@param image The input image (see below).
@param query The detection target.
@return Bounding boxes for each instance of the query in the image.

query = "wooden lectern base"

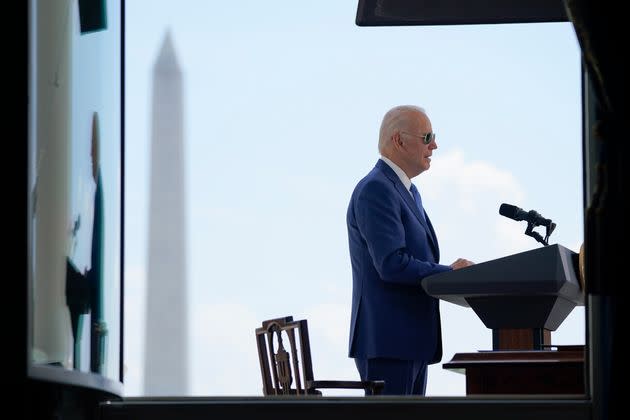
[493,328,551,350]
[443,345,585,395]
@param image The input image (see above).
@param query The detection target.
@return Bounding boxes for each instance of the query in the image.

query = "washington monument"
[144,30,188,395]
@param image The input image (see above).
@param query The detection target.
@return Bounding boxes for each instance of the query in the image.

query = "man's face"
[399,112,437,176]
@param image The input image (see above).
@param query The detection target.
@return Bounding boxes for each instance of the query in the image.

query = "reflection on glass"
[66,112,108,373]
[29,0,121,383]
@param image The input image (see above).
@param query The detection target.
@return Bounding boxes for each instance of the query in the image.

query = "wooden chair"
[255,316,385,396]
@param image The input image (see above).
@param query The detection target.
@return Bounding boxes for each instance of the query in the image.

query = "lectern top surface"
[422,244,582,305]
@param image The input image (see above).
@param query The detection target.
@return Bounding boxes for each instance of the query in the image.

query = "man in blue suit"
[347,105,474,395]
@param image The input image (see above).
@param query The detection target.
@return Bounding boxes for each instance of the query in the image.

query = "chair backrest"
[255,316,320,395]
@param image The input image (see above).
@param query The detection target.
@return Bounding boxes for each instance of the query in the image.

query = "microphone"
[499,203,553,228]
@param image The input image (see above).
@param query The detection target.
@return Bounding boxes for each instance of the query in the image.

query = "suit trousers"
[354,357,428,395]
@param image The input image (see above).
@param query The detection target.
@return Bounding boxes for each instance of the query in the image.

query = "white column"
[32,0,73,368]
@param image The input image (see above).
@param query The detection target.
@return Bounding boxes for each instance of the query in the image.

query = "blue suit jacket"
[347,159,452,363]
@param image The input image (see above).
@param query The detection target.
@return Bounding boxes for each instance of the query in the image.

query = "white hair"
[378,105,427,153]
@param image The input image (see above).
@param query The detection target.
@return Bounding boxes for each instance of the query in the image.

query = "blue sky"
[124,1,584,396]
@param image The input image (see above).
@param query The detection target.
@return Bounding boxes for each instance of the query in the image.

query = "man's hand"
[450,258,474,270]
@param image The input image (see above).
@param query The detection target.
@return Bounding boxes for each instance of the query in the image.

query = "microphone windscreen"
[499,203,518,218]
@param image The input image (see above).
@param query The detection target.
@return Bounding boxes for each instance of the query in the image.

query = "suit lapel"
[424,212,440,261]
[376,160,439,253]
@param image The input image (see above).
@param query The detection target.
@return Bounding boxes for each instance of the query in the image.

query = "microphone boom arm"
[525,222,551,246]
[525,222,547,246]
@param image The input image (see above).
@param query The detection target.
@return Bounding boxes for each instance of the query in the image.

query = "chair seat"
[309,380,385,394]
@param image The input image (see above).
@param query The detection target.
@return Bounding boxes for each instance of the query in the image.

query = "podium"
[422,244,585,394]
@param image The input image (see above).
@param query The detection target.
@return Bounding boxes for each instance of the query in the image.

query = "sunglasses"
[400,131,436,145]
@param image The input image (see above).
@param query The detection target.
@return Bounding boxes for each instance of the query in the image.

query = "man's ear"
[392,132,403,148]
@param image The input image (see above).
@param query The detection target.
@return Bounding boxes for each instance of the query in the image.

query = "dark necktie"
[409,183,427,224]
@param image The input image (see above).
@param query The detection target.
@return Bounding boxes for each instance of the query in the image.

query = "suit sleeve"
[355,180,451,286]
